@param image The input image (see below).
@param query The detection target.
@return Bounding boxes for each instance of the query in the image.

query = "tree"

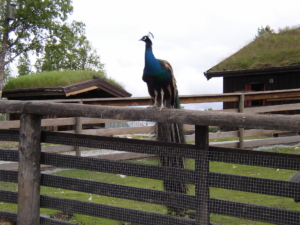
[17,52,32,76]
[0,0,73,98]
[256,25,275,38]
[35,21,104,72]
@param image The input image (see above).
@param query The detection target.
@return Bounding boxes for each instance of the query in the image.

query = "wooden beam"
[18,88,300,106]
[74,101,83,156]
[185,129,290,142]
[245,90,300,101]
[66,86,98,97]
[244,103,300,114]
[1,100,300,131]
[17,114,41,225]
[75,116,82,156]
[0,118,128,129]
[63,126,154,136]
[195,125,210,224]
[219,103,300,114]
[210,135,300,148]
[238,95,245,149]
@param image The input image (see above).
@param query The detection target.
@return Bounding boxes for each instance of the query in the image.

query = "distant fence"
[0,100,300,224]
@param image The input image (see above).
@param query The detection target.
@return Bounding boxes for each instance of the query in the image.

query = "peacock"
[140,33,187,216]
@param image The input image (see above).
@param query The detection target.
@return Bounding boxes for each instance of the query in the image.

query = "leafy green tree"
[17,52,32,76]
[0,0,73,97]
[35,21,104,72]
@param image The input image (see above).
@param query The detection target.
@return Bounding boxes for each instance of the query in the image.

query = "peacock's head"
[139,32,154,46]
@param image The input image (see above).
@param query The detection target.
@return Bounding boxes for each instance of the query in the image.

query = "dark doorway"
[245,83,266,106]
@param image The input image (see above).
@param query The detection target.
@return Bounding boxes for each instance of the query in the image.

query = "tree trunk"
[0,3,10,99]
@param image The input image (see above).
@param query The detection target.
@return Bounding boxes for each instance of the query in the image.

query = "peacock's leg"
[153,89,159,108]
[159,89,165,111]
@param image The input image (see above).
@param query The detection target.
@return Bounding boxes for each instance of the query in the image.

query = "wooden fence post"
[75,101,83,156]
[17,113,42,225]
[195,125,210,225]
[239,94,245,149]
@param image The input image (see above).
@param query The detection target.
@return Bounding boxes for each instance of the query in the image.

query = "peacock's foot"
[159,106,167,111]
[147,105,159,109]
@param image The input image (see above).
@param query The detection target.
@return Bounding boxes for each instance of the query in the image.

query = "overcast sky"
[19,0,300,109]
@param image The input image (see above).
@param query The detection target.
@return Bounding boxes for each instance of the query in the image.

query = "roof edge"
[204,64,300,80]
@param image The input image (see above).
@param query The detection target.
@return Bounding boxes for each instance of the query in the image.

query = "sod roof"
[4,70,125,90]
[206,26,300,73]
[3,70,131,99]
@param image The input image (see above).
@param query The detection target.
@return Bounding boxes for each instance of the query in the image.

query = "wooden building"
[204,65,300,110]
[3,76,132,130]
[204,27,300,111]
[3,76,131,100]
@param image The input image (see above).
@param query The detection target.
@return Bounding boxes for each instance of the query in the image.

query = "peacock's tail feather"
[155,93,187,216]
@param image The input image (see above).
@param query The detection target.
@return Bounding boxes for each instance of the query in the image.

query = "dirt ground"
[0,217,16,225]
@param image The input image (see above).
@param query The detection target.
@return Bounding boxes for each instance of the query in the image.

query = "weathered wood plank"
[3,169,299,201]
[18,114,41,225]
[209,146,300,170]
[245,90,300,101]
[75,126,153,136]
[75,116,82,156]
[185,129,289,142]
[0,117,128,129]
[238,94,245,149]
[42,145,91,153]
[40,195,196,225]
[1,100,300,132]
[244,103,300,114]
[41,173,196,210]
[21,88,300,105]
[210,135,300,148]
[41,152,197,184]
[81,117,128,124]
[207,103,300,114]
[57,124,188,136]
[195,125,210,225]
[0,120,20,129]
[209,198,300,225]
[209,172,300,199]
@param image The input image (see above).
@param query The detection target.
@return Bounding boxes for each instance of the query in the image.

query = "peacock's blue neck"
[144,46,161,75]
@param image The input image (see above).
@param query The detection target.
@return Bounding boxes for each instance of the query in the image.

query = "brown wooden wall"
[223,72,300,113]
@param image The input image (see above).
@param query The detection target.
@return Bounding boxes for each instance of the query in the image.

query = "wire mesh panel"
[1,127,300,224]
[208,148,300,225]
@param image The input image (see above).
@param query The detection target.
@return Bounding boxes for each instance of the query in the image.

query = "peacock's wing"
[157,59,177,108]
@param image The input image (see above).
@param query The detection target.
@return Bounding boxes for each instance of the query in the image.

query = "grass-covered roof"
[4,70,125,90]
[208,26,300,72]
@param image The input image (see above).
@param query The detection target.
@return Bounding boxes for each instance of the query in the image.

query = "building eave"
[204,64,300,80]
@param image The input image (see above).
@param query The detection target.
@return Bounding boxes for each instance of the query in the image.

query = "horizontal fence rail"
[26,88,300,106]
[1,100,300,131]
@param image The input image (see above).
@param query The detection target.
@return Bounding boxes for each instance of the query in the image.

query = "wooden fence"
[2,89,300,154]
[0,100,300,224]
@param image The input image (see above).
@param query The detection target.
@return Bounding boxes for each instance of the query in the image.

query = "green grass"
[0,145,299,224]
[4,70,125,90]
[209,26,300,72]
